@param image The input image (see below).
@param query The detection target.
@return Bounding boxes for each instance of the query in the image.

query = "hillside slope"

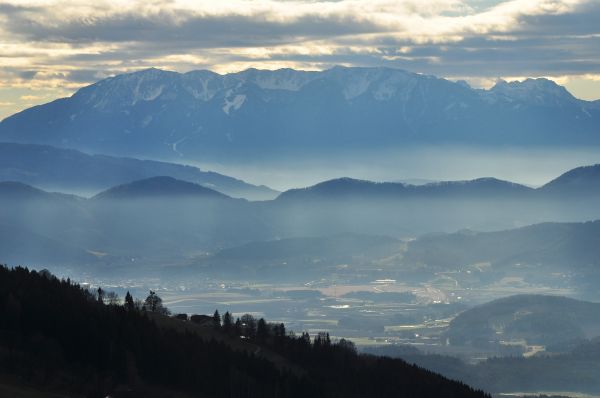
[0,265,489,398]
[403,220,600,269]
[369,337,600,394]
[446,294,600,347]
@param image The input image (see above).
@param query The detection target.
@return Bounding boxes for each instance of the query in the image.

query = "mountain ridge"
[276,176,536,201]
[0,142,278,200]
[3,163,599,203]
[92,176,232,200]
[0,180,82,201]
[1,66,598,162]
[1,164,599,265]
[540,163,600,194]
[403,220,600,272]
[276,164,600,201]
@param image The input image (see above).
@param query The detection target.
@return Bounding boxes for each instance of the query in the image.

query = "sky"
[0,0,599,120]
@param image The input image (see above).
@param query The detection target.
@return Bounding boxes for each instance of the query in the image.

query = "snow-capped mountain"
[0,66,598,162]
[489,78,578,107]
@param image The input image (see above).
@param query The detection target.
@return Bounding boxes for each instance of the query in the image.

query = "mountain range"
[276,176,534,202]
[1,164,600,271]
[267,165,600,237]
[0,142,278,200]
[1,67,598,162]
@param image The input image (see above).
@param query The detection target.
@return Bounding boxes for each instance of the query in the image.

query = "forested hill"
[0,265,489,398]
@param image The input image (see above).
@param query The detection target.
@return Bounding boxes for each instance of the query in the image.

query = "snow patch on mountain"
[373,74,416,101]
[183,71,223,101]
[342,77,371,100]
[171,136,187,156]
[132,84,164,105]
[186,82,219,101]
[141,115,153,127]
[223,94,246,115]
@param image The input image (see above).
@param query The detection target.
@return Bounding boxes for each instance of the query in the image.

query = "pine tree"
[124,291,135,311]
[222,311,233,333]
[213,309,221,329]
[256,318,269,342]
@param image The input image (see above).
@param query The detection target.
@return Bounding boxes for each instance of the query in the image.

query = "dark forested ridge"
[0,265,489,398]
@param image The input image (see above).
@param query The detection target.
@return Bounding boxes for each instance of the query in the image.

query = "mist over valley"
[1,64,600,397]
